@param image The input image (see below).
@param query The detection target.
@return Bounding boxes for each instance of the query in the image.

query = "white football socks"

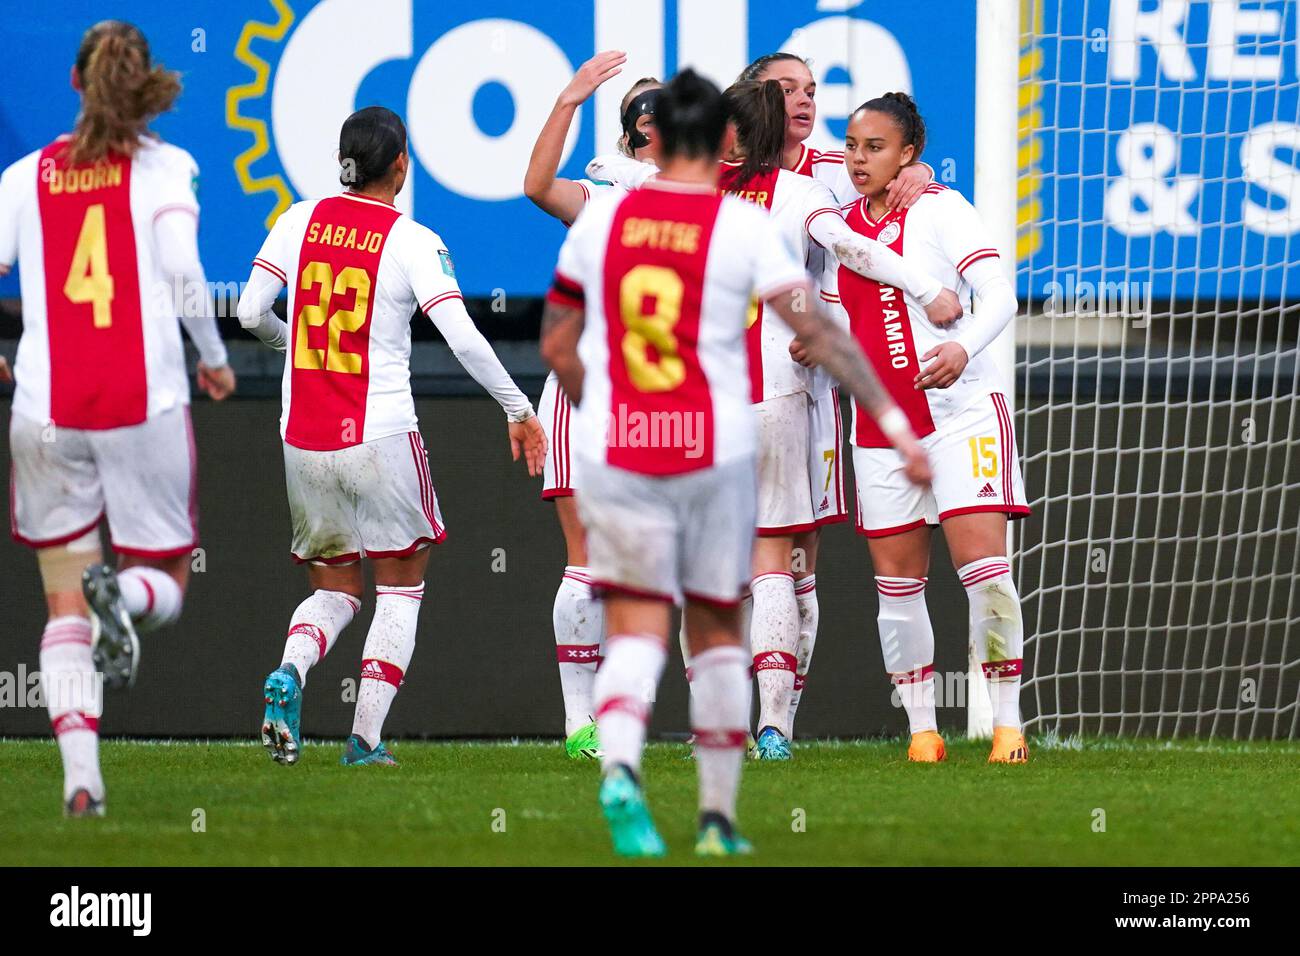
[689,645,749,821]
[280,589,361,687]
[750,571,798,736]
[40,616,103,801]
[958,557,1024,731]
[553,567,604,736]
[876,576,938,735]
[593,634,667,775]
[351,583,422,747]
[788,574,819,737]
[116,566,183,633]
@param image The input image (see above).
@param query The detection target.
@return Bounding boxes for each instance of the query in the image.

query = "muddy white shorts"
[576,454,756,607]
[9,404,197,557]
[755,391,815,536]
[808,387,848,527]
[283,430,446,564]
[853,392,1029,537]
[539,372,576,500]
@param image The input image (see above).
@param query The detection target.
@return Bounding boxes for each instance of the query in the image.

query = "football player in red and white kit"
[540,71,931,857]
[738,51,937,738]
[822,93,1029,764]
[0,21,234,816]
[523,52,661,758]
[238,107,545,767]
[717,78,961,758]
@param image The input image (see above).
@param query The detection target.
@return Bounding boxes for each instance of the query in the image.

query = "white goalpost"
[976,0,1300,740]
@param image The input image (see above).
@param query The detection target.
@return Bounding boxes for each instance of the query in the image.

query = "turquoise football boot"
[753,726,792,761]
[261,665,303,765]
[694,812,754,857]
[598,765,666,858]
[340,734,398,766]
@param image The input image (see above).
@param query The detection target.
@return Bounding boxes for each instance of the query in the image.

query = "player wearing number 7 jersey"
[237,107,545,768]
[0,21,234,818]
[541,70,931,857]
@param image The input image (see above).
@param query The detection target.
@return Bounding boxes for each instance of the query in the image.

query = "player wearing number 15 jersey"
[541,71,931,858]
[829,94,1030,765]
[0,21,234,818]
[237,107,545,768]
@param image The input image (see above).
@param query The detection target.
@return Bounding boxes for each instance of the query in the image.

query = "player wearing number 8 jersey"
[238,107,545,768]
[541,71,931,858]
[0,21,234,818]
[826,93,1030,765]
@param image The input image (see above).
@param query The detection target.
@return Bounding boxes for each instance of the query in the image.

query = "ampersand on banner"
[1104,123,1201,236]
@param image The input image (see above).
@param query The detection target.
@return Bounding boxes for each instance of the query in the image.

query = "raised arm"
[524,50,627,223]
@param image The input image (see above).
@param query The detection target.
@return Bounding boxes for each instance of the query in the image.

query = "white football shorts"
[9,403,197,557]
[576,454,756,607]
[853,392,1029,537]
[283,430,445,564]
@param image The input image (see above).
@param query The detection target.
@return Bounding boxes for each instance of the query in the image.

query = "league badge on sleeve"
[438,249,456,278]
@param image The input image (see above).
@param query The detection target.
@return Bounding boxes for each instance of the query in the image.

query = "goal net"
[1003,0,1300,739]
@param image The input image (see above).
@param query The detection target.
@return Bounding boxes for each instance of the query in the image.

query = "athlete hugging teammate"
[540,70,932,857]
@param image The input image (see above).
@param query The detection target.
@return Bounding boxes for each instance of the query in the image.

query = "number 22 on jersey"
[294,262,371,373]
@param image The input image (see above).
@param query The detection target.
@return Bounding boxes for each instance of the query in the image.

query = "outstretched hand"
[559,50,627,108]
[510,415,548,477]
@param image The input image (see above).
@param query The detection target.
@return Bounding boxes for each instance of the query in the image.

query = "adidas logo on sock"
[977,482,997,499]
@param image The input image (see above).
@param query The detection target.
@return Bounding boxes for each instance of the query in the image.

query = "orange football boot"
[988,726,1029,763]
[907,730,947,762]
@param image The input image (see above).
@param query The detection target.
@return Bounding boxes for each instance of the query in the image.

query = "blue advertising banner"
[0,0,978,297]
[1,2,1295,302]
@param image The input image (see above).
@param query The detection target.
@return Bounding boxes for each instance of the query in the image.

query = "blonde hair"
[66,21,180,166]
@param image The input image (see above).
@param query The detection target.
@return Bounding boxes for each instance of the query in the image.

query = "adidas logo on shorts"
[977,483,997,499]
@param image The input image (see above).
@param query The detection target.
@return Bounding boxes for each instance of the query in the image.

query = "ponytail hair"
[338,106,407,189]
[857,91,926,161]
[67,20,180,166]
[722,79,786,183]
[654,68,727,164]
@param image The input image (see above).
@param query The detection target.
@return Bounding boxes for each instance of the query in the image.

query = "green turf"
[2,736,1297,866]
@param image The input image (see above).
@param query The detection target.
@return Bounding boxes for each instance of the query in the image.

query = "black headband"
[621,88,661,150]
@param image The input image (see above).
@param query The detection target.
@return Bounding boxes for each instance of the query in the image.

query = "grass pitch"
[2,736,1297,866]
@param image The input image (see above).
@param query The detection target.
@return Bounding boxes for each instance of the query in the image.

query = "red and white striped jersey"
[549,180,807,476]
[0,136,201,429]
[717,163,840,404]
[827,184,1004,448]
[251,192,465,451]
[788,144,857,205]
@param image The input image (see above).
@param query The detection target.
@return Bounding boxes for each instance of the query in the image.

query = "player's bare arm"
[769,283,931,485]
[539,299,586,407]
[524,50,627,223]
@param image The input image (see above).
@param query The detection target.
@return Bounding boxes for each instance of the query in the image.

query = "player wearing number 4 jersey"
[541,71,931,858]
[0,21,234,818]
[238,107,544,768]
[819,94,1030,765]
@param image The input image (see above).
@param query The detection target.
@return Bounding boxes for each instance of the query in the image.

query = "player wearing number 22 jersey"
[238,107,542,768]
